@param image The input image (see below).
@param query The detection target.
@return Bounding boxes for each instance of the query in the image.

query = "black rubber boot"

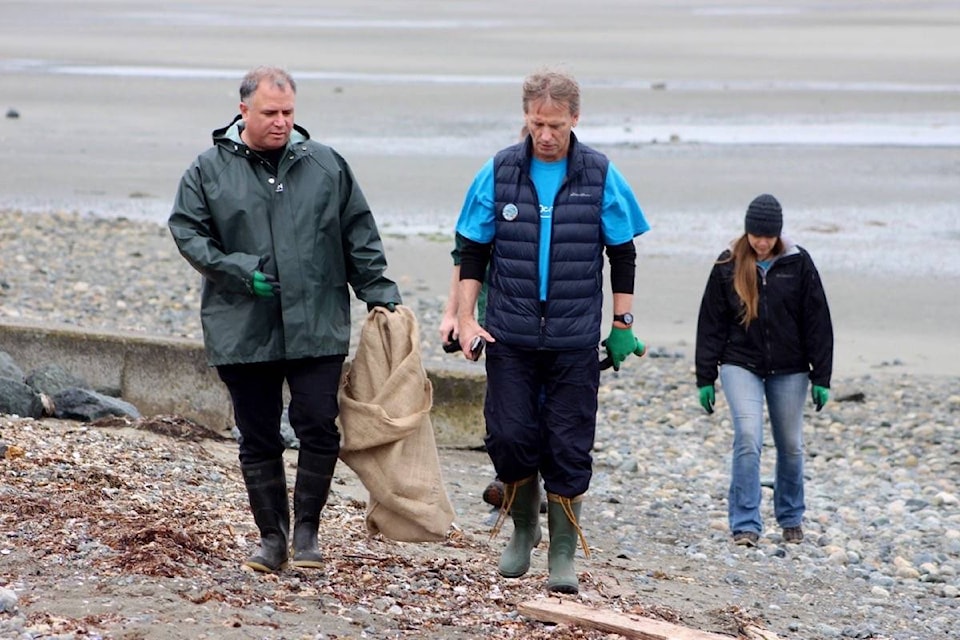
[240,459,290,573]
[547,493,588,594]
[497,475,543,578]
[291,450,337,569]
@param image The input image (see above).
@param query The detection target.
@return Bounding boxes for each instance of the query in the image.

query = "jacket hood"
[768,237,800,265]
[722,235,800,261]
[779,236,798,255]
[211,114,310,147]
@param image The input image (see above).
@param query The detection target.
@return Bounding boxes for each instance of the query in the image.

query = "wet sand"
[1,0,958,377]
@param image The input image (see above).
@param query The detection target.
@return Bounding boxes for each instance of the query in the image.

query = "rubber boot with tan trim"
[491,475,542,577]
[547,493,590,594]
[291,450,337,569]
[240,459,290,573]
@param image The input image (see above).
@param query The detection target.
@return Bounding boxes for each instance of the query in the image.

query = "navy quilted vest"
[485,133,608,349]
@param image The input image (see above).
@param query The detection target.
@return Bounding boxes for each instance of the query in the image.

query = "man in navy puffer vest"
[455,67,650,594]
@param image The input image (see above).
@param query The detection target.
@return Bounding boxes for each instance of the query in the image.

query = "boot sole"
[547,582,579,595]
[291,559,325,569]
[244,559,289,573]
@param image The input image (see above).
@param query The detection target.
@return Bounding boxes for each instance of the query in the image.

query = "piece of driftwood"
[518,597,773,640]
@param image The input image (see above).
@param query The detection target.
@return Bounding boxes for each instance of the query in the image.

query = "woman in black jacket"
[695,194,833,547]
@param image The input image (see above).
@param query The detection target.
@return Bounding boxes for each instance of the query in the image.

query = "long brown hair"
[718,234,784,328]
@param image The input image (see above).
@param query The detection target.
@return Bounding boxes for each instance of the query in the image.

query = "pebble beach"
[1,209,959,640]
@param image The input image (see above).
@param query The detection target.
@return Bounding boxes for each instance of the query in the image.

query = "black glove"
[442,329,463,353]
[367,302,397,312]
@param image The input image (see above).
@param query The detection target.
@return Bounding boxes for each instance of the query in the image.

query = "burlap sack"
[337,305,456,541]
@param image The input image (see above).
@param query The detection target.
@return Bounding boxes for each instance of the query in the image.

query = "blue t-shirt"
[456,156,649,300]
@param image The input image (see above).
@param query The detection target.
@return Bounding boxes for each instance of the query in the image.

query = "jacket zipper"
[759,265,773,373]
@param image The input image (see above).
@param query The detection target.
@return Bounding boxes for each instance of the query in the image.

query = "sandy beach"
[2,1,959,377]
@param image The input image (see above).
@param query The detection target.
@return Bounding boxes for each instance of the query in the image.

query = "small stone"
[934,491,958,506]
[895,565,920,580]
[0,587,18,613]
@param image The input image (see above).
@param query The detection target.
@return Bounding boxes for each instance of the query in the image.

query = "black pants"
[217,356,345,464]
[482,343,599,498]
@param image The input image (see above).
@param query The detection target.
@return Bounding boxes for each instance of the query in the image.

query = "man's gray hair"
[239,66,297,104]
[522,67,580,117]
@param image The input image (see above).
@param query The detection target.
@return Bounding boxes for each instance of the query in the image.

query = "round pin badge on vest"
[502,203,518,221]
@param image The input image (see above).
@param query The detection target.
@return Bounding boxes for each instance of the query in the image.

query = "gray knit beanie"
[744,194,783,237]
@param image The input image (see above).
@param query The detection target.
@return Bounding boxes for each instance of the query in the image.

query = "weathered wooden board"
[518,598,751,640]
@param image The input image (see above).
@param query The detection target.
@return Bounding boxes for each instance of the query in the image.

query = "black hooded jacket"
[695,242,833,388]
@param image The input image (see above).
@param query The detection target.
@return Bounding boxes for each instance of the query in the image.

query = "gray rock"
[52,387,141,421]
[25,364,90,396]
[0,351,25,381]
[0,377,43,418]
[229,406,300,449]
[280,407,300,449]
[0,587,17,613]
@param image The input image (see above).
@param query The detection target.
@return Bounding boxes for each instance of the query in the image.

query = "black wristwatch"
[613,312,634,326]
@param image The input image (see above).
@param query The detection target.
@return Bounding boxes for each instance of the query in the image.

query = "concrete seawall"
[0,320,486,447]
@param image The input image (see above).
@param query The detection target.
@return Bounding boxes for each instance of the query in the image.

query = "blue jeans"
[719,364,807,535]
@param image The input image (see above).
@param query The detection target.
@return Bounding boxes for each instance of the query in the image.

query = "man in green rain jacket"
[169,66,401,574]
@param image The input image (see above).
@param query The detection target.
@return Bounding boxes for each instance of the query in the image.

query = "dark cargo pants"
[217,356,345,464]
[482,343,600,498]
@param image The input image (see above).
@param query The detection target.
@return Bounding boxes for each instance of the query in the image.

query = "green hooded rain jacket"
[169,116,401,366]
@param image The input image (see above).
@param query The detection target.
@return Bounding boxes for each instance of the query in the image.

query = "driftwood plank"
[517,598,735,640]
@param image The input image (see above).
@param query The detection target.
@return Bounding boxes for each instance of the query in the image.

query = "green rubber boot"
[547,493,587,594]
[497,475,543,578]
[240,459,290,573]
[291,450,337,569]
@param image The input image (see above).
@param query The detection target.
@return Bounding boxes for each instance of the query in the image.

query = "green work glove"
[367,301,397,312]
[812,385,829,412]
[601,326,645,372]
[251,271,280,298]
[698,385,715,414]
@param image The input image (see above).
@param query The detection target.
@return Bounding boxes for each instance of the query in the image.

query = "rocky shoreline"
[1,209,958,639]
